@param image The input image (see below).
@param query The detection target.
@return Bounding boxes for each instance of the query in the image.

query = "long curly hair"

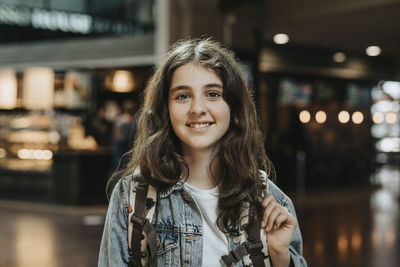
[107,37,275,233]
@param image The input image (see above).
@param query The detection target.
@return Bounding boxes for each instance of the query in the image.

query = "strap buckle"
[245,240,263,255]
[230,248,243,262]
[221,245,247,266]
[131,213,146,229]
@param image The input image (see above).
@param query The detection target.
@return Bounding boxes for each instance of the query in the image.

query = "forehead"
[169,63,222,89]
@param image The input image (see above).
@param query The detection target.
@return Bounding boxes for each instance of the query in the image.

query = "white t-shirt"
[183,183,268,266]
[183,183,228,267]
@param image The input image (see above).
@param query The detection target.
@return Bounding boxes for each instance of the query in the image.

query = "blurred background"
[0,0,399,266]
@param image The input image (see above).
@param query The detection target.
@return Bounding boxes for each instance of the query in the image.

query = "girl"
[98,38,307,267]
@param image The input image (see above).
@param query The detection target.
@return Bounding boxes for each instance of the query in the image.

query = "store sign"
[0,4,147,35]
[31,9,92,34]
[0,5,30,26]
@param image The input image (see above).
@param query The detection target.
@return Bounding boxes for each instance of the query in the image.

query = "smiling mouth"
[187,122,213,129]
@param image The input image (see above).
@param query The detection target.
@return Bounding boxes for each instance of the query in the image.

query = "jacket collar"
[158,178,186,198]
[132,169,185,198]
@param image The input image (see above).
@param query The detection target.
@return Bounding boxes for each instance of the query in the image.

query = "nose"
[189,97,206,115]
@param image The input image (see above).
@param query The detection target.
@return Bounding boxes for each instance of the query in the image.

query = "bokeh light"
[338,111,350,123]
[372,112,384,124]
[366,46,381,56]
[273,33,289,44]
[386,112,397,124]
[299,110,311,123]
[315,111,327,124]
[352,111,364,124]
[333,52,346,63]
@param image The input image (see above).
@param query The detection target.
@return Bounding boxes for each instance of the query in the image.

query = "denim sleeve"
[98,179,130,267]
[266,179,307,267]
[286,196,308,267]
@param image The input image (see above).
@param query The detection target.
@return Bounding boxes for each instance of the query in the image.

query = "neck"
[182,147,218,189]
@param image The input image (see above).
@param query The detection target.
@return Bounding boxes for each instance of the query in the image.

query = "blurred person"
[87,105,113,147]
[111,100,137,171]
[98,38,307,267]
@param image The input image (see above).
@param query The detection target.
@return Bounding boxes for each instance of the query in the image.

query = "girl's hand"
[261,195,297,267]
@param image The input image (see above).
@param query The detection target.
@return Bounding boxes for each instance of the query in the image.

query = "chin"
[183,142,213,151]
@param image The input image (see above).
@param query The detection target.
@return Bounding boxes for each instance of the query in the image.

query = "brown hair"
[107,37,275,233]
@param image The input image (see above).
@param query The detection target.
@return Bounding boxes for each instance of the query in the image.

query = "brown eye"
[176,93,190,100]
[206,91,221,98]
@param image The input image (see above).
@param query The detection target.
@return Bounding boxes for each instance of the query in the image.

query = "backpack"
[127,177,270,267]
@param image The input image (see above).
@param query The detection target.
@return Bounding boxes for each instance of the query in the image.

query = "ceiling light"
[386,112,397,124]
[333,52,346,63]
[352,111,364,124]
[299,110,311,123]
[366,46,381,56]
[273,33,289,44]
[372,112,384,124]
[338,111,350,123]
[315,111,326,124]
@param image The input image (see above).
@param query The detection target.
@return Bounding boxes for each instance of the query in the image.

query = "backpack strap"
[128,178,158,267]
[220,201,266,267]
[221,240,264,266]
[221,171,271,267]
[245,195,267,266]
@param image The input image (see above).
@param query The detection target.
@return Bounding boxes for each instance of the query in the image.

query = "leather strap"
[245,186,267,266]
[129,184,158,267]
[129,185,147,267]
[221,186,267,267]
[246,207,266,266]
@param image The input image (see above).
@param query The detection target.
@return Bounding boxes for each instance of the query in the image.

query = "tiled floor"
[0,165,399,267]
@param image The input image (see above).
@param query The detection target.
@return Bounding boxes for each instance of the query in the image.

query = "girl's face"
[168,62,230,154]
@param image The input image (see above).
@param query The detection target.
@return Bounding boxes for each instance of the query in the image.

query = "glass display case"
[0,111,57,172]
[0,109,112,203]
[0,66,148,204]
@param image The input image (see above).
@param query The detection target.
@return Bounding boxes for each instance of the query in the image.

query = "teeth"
[190,123,210,128]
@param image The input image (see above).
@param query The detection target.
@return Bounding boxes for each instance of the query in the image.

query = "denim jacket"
[98,171,307,267]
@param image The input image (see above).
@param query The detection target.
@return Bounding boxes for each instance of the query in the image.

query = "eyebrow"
[169,83,223,93]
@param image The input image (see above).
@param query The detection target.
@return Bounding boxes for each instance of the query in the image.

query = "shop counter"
[0,149,112,205]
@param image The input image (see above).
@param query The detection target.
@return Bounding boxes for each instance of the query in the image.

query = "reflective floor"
[295,164,400,267]
[0,202,106,267]
[0,165,399,267]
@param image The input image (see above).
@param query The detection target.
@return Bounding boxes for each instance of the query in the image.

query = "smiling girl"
[98,38,307,267]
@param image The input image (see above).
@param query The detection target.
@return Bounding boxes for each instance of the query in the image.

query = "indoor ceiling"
[261,1,400,60]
